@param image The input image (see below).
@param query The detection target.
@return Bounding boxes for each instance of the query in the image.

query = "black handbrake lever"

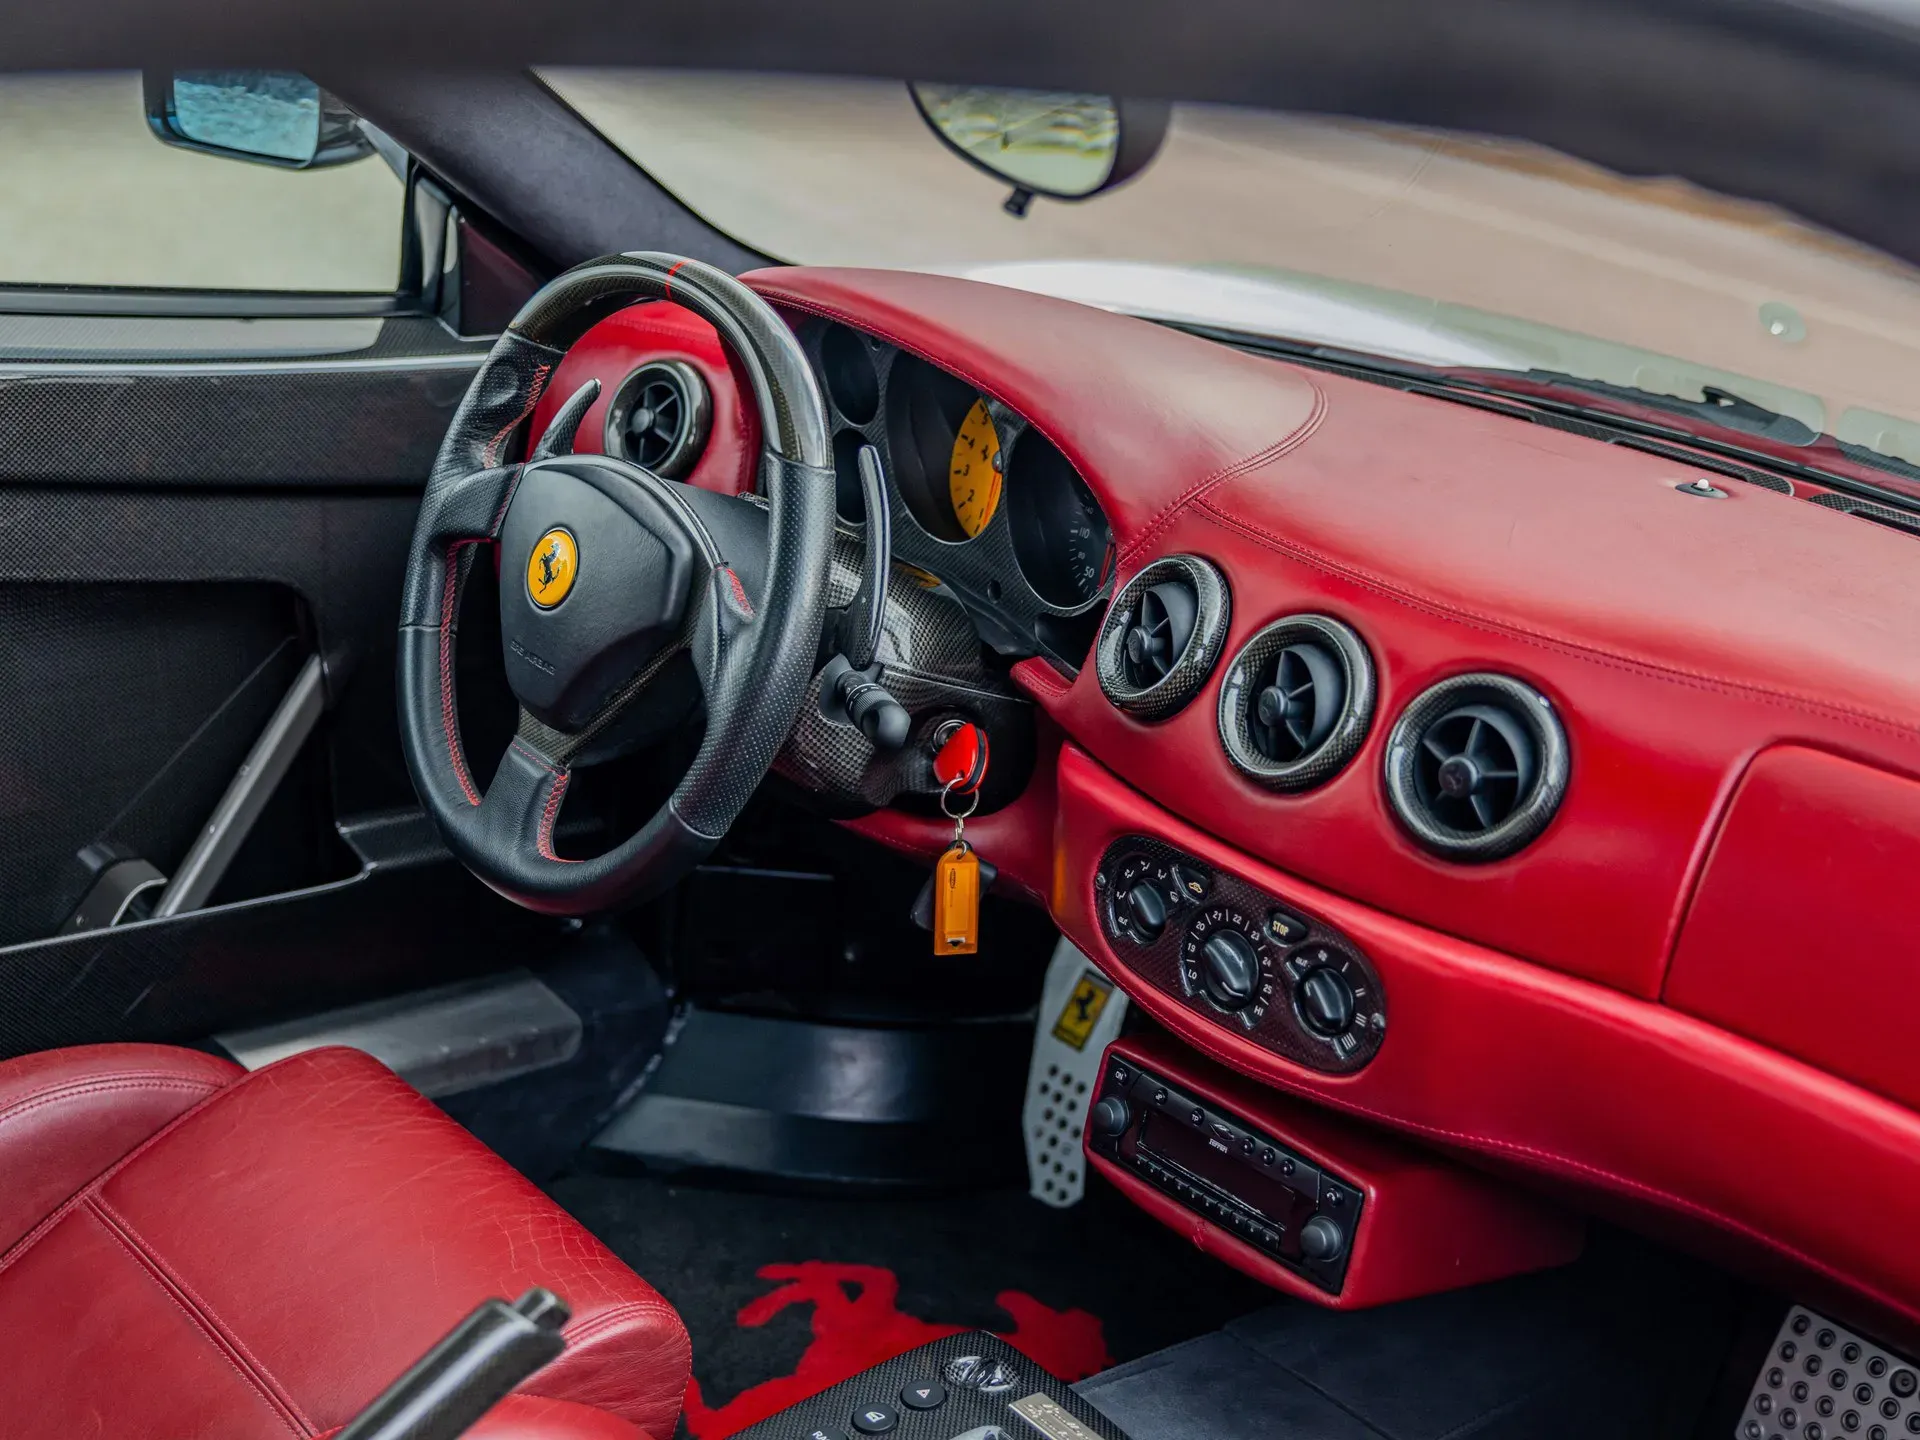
[333,1288,570,1440]
[825,444,910,751]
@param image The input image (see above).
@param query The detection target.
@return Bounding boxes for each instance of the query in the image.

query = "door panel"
[0,317,548,1056]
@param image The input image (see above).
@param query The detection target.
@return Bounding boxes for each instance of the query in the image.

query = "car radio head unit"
[1087,1052,1363,1293]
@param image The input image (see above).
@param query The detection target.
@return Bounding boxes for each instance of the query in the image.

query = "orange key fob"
[933,844,980,954]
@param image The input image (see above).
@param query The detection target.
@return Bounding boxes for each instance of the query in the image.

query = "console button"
[1264,909,1311,946]
[851,1404,900,1434]
[1092,1097,1132,1139]
[805,1430,850,1440]
[1171,864,1211,904]
[901,1382,946,1410]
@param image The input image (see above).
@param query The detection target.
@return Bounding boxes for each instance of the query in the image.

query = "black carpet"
[545,1169,1275,1437]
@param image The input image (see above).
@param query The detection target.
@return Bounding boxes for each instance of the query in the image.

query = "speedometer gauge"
[948,398,1004,538]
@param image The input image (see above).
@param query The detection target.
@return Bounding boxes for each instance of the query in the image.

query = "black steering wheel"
[397,253,835,913]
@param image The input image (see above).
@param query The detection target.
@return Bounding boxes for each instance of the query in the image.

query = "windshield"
[546,68,1920,477]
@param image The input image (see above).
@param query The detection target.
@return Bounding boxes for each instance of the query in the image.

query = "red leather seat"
[0,1043,691,1439]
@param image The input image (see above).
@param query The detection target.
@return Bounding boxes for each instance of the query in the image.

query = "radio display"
[1140,1114,1312,1231]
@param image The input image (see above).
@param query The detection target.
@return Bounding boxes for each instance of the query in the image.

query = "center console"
[1085,1034,1586,1309]
[727,1332,1129,1440]
[1094,835,1385,1074]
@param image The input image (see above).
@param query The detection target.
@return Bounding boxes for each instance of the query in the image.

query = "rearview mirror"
[908,84,1169,217]
[144,70,377,169]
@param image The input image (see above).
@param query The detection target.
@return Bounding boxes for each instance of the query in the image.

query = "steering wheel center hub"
[497,460,701,734]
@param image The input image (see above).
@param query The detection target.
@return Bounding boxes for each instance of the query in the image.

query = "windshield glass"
[546,68,1920,475]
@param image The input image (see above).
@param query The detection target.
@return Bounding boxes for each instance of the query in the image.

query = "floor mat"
[546,1171,1276,1438]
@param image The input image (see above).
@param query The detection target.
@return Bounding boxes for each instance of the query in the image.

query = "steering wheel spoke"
[477,738,575,866]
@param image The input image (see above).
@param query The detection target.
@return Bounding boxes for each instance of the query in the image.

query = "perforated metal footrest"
[1736,1305,1920,1440]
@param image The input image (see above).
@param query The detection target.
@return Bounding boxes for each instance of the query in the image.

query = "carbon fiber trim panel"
[1809,488,1920,535]
[0,317,486,485]
[1095,554,1232,720]
[1383,673,1571,862]
[728,1331,1128,1440]
[1218,614,1376,792]
[776,527,1032,811]
[1096,834,1388,1074]
[0,582,303,946]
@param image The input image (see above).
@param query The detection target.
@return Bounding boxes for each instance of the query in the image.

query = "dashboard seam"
[1195,500,1920,744]
[1115,384,1329,566]
[756,284,1326,557]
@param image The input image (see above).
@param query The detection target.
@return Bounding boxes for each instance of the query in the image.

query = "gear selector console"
[1095,835,1386,1074]
[726,1331,1130,1440]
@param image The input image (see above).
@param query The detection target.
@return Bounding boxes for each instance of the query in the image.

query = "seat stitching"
[0,1075,223,1135]
[0,1060,322,1279]
[83,1199,311,1437]
[557,1296,689,1350]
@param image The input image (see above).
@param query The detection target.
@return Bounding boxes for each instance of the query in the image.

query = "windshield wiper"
[1515,372,1817,446]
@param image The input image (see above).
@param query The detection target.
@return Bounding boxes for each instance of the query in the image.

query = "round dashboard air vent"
[1384,673,1569,862]
[1095,556,1231,721]
[1218,615,1374,791]
[604,359,711,479]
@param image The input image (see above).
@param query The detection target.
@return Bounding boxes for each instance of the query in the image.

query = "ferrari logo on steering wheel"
[526,527,578,609]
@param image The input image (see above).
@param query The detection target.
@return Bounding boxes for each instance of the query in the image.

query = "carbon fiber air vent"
[1385,673,1569,862]
[1095,556,1231,720]
[604,359,711,479]
[1218,615,1374,791]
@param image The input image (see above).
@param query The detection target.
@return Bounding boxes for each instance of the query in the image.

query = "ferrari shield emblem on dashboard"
[526,527,578,609]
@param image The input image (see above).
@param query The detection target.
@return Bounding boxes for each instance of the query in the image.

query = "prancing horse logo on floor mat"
[680,1261,1112,1440]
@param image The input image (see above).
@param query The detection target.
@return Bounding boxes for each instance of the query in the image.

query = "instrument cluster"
[806,319,1115,672]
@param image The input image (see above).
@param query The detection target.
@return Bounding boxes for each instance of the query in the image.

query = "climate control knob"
[1124,882,1167,942]
[1297,966,1356,1037]
[1201,929,1260,1012]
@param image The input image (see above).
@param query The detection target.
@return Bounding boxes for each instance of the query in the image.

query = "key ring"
[940,779,980,821]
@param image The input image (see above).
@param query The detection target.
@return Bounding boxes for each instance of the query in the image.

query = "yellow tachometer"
[948,398,1004,538]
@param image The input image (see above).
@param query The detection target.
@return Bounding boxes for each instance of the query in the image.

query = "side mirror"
[144,70,377,170]
[908,84,1169,217]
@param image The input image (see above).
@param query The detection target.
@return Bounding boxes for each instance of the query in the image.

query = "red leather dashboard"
[559,268,1920,1338]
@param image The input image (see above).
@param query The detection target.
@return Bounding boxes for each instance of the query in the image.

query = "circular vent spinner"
[1250,640,1347,763]
[1123,581,1198,688]
[1386,674,1568,862]
[604,359,712,479]
[1096,556,1230,720]
[1219,615,1374,791]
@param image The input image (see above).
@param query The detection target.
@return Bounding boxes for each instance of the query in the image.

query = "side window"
[0,71,403,293]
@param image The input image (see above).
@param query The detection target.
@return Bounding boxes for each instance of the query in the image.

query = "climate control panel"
[1096,836,1387,1074]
